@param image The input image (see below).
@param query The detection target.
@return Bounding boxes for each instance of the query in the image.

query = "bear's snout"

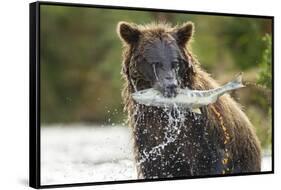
[162,78,178,98]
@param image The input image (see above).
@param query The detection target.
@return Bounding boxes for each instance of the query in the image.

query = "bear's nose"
[163,79,178,98]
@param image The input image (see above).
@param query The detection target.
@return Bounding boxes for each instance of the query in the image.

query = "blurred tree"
[258,34,272,89]
[221,18,271,70]
[256,34,272,149]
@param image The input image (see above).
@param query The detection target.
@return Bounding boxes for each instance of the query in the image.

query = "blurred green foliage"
[258,34,272,89]
[40,5,272,149]
[256,34,272,149]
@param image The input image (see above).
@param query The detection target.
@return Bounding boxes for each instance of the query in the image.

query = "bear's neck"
[129,104,224,177]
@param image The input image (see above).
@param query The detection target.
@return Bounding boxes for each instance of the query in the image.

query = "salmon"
[132,73,244,111]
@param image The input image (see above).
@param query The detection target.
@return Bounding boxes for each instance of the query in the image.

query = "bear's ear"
[172,22,194,47]
[117,21,141,45]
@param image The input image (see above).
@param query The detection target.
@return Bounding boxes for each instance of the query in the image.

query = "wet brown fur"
[117,22,261,179]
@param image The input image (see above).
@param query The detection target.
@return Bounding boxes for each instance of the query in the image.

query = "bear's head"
[117,22,194,98]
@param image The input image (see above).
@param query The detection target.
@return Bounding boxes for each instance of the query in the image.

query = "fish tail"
[218,73,245,96]
[230,72,245,89]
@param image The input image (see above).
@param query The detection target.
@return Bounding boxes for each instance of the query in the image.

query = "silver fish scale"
[132,74,244,110]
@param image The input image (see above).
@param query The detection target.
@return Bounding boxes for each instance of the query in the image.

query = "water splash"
[131,79,142,130]
[137,104,188,165]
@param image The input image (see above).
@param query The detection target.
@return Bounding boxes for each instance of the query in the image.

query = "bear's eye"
[171,61,179,69]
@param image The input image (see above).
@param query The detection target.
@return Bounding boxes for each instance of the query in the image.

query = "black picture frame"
[29,1,274,189]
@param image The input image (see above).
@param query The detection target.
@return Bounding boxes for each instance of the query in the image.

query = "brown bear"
[117,21,261,179]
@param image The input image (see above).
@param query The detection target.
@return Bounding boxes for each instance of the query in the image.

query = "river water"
[41,125,272,185]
